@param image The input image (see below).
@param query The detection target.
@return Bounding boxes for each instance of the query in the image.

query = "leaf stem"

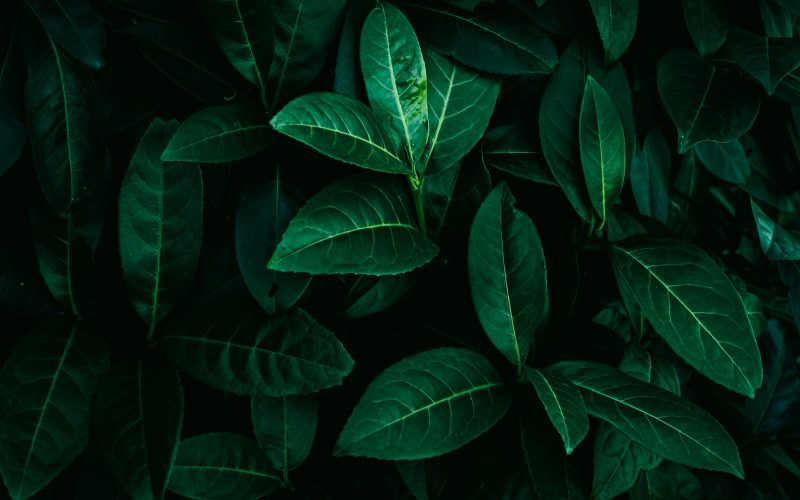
[408,175,427,235]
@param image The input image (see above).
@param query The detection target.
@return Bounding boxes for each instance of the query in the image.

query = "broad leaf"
[269,176,438,275]
[726,27,800,94]
[552,361,744,477]
[481,124,555,185]
[587,0,638,63]
[752,199,800,260]
[360,3,428,165]
[167,433,279,500]
[270,92,407,174]
[526,368,588,454]
[422,50,499,174]
[335,347,512,459]
[694,138,750,185]
[759,0,796,38]
[681,0,728,56]
[0,319,109,500]
[160,305,354,396]
[161,104,271,163]
[94,357,183,500]
[630,128,670,223]
[468,182,548,369]
[26,0,106,69]
[657,49,760,153]
[251,395,318,479]
[629,461,703,500]
[579,75,626,222]
[119,118,203,335]
[592,422,660,500]
[612,236,763,396]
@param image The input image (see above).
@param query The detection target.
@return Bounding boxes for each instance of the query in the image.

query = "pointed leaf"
[587,0,638,63]
[630,461,703,500]
[26,0,106,69]
[592,422,660,500]
[334,347,512,459]
[727,28,800,94]
[481,124,555,185]
[341,274,415,318]
[681,0,728,56]
[630,128,671,222]
[759,0,796,38]
[751,199,800,260]
[526,368,589,454]
[694,138,750,185]
[251,395,318,476]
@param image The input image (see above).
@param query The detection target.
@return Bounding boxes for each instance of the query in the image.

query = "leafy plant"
[2,0,800,498]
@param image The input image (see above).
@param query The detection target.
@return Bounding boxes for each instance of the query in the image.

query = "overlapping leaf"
[751,200,800,260]
[251,395,318,480]
[26,0,106,69]
[681,0,729,55]
[481,124,555,185]
[587,0,638,63]
[526,368,588,454]
[726,27,800,94]
[630,128,670,222]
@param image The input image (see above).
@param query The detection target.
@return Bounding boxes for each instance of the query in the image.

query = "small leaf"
[167,433,279,500]
[526,368,589,454]
[726,27,800,94]
[587,0,638,63]
[269,176,438,275]
[160,305,354,396]
[161,104,271,163]
[481,124,555,185]
[335,347,512,459]
[26,0,106,69]
[694,138,750,185]
[751,199,800,260]
[251,395,318,477]
[630,128,671,223]
[681,0,729,56]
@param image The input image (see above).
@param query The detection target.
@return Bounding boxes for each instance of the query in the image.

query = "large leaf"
[468,182,548,369]
[160,305,354,396]
[481,124,555,185]
[119,118,203,335]
[161,104,271,163]
[422,50,499,174]
[579,75,626,222]
[526,368,588,454]
[334,347,512,459]
[26,0,106,69]
[167,433,279,500]
[681,0,728,56]
[202,0,273,89]
[630,127,670,222]
[611,236,763,396]
[269,176,438,275]
[552,361,744,477]
[751,199,800,260]
[400,3,557,75]
[251,395,318,480]
[587,0,638,63]
[360,3,428,166]
[267,0,347,107]
[727,28,800,94]
[0,319,109,500]
[657,49,760,154]
[270,92,407,174]
[94,357,183,500]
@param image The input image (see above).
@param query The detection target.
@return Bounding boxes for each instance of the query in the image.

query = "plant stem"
[408,176,427,235]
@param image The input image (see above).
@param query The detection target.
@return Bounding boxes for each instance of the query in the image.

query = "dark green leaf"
[468,182,548,368]
[269,176,438,275]
[630,128,670,222]
[341,274,415,318]
[694,138,750,185]
[160,305,354,396]
[751,199,800,260]
[629,461,703,500]
[526,368,589,454]
[251,395,318,478]
[0,13,25,178]
[681,0,728,56]
[26,0,106,69]
[611,236,763,396]
[481,124,555,185]
[0,319,109,500]
[592,422,659,500]
[759,0,796,38]
[334,347,512,459]
[727,28,800,94]
[587,0,638,63]
[423,158,492,238]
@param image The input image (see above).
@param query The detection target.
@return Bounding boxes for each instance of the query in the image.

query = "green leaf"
[630,128,671,223]
[269,176,438,275]
[423,159,492,238]
[160,305,354,396]
[481,124,556,185]
[629,461,703,500]
[267,0,348,107]
[235,167,310,315]
[360,3,428,165]
[119,118,203,335]
[694,138,750,185]
[167,433,279,500]
[657,49,760,154]
[468,182,548,369]
[251,395,318,479]
[726,28,800,94]
[611,236,763,397]
[759,0,796,38]
[270,92,407,174]
[552,361,744,477]
[422,50,499,174]
[681,0,728,56]
[751,199,800,260]
[94,357,183,500]
[526,368,589,454]
[0,319,109,500]
[341,274,415,318]
[334,347,512,459]
[592,422,659,500]
[202,0,273,89]
[587,0,638,63]
[400,3,557,75]
[161,104,271,163]
[26,0,106,69]
[579,75,626,222]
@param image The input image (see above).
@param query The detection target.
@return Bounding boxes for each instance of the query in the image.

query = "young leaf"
[752,199,800,260]
[552,361,744,477]
[694,138,750,185]
[360,3,428,165]
[587,0,638,63]
[94,357,183,500]
[422,50,500,174]
[481,124,555,185]
[611,236,763,397]
[167,433,279,500]
[160,305,354,396]
[269,176,438,275]
[270,92,407,174]
[726,28,800,94]
[630,128,670,223]
[251,395,318,479]
[657,49,760,154]
[468,182,548,369]
[26,0,106,69]
[334,347,512,459]
[0,319,109,500]
[681,0,729,56]
[119,118,203,336]
[579,75,626,222]
[526,368,589,454]
[161,104,271,163]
